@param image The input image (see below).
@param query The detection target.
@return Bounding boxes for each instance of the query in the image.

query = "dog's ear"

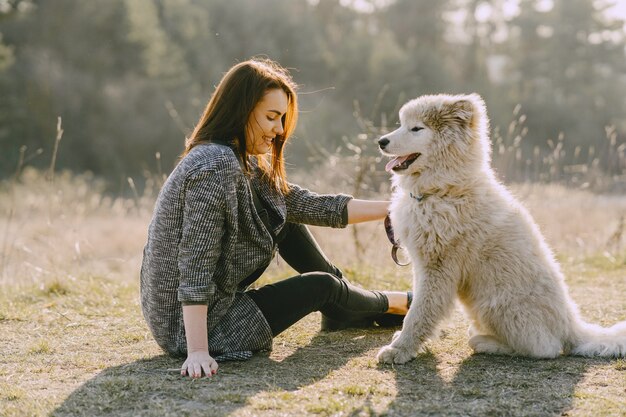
[445,93,486,125]
[448,99,473,123]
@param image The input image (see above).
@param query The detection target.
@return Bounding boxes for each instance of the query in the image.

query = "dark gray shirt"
[140,143,352,359]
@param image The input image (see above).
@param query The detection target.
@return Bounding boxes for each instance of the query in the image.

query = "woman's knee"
[299,272,343,302]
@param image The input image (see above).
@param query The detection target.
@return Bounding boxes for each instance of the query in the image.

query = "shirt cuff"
[341,203,349,226]
[177,284,215,304]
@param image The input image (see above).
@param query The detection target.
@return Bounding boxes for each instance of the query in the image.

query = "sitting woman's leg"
[271,223,409,330]
[275,222,343,277]
[247,272,389,336]
[274,222,351,330]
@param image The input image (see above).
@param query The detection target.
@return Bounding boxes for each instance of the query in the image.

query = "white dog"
[376,93,626,364]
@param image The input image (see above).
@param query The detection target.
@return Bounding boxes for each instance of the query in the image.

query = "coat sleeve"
[177,169,226,305]
[284,183,352,228]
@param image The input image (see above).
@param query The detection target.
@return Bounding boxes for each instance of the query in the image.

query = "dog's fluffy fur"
[376,93,626,364]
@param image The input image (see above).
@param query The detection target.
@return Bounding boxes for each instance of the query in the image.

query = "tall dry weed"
[0,168,150,287]
[2,108,625,287]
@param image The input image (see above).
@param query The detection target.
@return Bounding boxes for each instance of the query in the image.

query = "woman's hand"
[181,350,218,378]
[181,305,215,378]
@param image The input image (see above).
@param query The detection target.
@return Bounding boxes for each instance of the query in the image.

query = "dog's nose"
[378,137,389,149]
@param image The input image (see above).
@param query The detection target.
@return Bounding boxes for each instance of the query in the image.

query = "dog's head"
[378,93,490,177]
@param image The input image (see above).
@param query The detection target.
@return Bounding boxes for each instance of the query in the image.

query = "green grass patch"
[28,339,52,355]
[1,264,624,417]
[40,280,71,296]
[0,384,25,401]
[2,262,625,417]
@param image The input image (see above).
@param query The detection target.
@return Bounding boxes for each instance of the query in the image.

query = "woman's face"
[245,88,288,155]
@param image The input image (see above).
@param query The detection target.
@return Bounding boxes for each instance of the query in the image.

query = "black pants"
[246,223,389,336]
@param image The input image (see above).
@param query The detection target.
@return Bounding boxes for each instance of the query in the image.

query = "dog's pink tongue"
[385,155,411,173]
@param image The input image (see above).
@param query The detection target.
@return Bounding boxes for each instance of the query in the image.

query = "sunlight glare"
[475,2,493,23]
[606,0,626,20]
[503,0,521,19]
[535,0,554,13]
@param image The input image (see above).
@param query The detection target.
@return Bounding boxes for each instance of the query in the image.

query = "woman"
[140,58,410,379]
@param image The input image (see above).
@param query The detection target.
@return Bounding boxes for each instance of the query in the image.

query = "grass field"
[1,169,625,417]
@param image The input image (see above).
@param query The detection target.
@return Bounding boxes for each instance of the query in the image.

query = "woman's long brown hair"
[182,58,298,192]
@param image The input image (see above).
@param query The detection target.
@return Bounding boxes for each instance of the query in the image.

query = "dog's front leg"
[377,266,458,364]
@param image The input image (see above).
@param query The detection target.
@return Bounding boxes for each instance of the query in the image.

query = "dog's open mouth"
[385,153,420,172]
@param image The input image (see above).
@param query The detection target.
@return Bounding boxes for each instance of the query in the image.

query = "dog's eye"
[411,126,423,132]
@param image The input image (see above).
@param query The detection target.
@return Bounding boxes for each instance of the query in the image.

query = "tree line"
[1,0,625,189]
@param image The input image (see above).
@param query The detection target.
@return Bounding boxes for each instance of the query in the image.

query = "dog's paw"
[376,344,416,364]
[468,335,514,355]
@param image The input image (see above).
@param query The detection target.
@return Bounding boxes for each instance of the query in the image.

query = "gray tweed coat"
[140,143,352,360]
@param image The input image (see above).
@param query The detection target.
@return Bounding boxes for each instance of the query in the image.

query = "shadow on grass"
[384,352,606,417]
[51,328,611,417]
[51,329,383,417]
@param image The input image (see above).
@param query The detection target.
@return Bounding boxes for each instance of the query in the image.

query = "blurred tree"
[0,0,33,69]
[0,0,148,181]
[0,0,34,172]
[378,0,457,96]
[125,0,190,86]
[443,0,518,135]
[0,32,14,72]
[506,0,626,149]
[0,0,624,189]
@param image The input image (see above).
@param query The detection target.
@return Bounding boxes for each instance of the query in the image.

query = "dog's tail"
[570,320,626,357]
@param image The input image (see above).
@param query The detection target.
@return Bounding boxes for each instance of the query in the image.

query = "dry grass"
[1,169,626,417]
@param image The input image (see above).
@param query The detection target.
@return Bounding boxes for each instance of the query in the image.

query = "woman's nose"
[275,121,284,135]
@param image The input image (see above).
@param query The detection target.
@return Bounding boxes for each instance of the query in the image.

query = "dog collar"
[410,192,426,202]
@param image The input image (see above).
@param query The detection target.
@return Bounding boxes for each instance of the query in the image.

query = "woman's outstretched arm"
[346,199,390,224]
